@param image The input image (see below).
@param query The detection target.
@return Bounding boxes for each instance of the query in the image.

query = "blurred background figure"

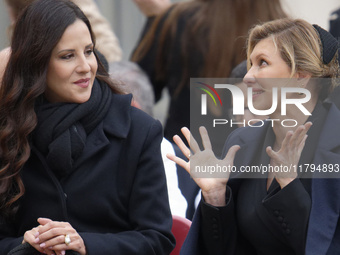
[328,6,340,109]
[109,61,155,116]
[131,0,287,156]
[71,0,122,63]
[0,0,35,79]
[329,6,340,38]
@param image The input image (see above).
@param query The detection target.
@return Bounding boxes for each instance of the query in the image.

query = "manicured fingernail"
[39,242,46,248]
[34,237,39,243]
[35,232,39,238]
[61,251,66,255]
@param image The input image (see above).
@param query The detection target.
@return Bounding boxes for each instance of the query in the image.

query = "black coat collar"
[103,93,133,139]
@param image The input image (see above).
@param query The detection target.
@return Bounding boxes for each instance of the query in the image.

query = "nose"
[243,66,256,87]
[76,55,91,73]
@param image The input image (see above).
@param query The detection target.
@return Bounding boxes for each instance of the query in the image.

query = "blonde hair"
[247,18,339,98]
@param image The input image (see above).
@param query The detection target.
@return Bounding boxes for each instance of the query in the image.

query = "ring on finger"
[64,234,71,245]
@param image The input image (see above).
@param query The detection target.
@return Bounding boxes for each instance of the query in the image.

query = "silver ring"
[188,154,191,158]
[64,234,71,245]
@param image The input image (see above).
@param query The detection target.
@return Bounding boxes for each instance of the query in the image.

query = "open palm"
[167,126,239,206]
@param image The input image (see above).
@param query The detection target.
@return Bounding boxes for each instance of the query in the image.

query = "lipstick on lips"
[252,88,264,99]
[74,78,90,88]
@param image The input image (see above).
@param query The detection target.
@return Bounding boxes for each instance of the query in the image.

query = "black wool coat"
[180,103,340,255]
[0,93,175,254]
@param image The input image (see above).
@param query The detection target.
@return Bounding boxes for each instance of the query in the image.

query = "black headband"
[313,24,339,64]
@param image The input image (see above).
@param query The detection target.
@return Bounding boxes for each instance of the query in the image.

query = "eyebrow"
[57,43,94,54]
[250,53,269,62]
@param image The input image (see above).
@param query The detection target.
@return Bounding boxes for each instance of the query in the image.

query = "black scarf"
[33,79,112,179]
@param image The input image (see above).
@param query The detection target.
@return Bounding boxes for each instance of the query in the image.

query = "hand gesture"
[266,122,312,188]
[24,218,87,255]
[133,0,171,17]
[167,126,240,207]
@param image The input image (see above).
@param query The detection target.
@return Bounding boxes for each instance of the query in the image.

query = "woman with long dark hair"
[0,0,175,254]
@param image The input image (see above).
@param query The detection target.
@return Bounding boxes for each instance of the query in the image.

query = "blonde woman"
[168,18,340,254]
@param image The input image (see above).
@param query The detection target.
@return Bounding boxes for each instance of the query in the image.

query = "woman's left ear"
[297,72,312,89]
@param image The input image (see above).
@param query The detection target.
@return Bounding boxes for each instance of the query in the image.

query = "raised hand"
[167,126,239,207]
[133,0,171,17]
[266,122,312,188]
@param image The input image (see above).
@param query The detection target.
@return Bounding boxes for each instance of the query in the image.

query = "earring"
[298,83,304,95]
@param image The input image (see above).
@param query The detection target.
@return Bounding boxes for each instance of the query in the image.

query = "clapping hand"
[167,126,240,207]
[266,122,312,188]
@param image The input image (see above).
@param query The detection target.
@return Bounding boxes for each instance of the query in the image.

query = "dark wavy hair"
[0,0,122,217]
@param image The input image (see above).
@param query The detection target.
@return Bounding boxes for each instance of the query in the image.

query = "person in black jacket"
[0,0,175,255]
[329,7,340,39]
[168,18,340,255]
[328,8,340,109]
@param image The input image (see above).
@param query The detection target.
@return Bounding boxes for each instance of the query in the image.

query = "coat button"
[282,223,287,229]
[277,216,283,222]
[64,193,67,198]
[286,229,291,235]
[274,210,279,216]
[212,217,217,223]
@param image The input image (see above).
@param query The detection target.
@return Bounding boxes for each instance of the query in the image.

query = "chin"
[250,102,272,112]
[71,94,91,104]
[77,98,91,104]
